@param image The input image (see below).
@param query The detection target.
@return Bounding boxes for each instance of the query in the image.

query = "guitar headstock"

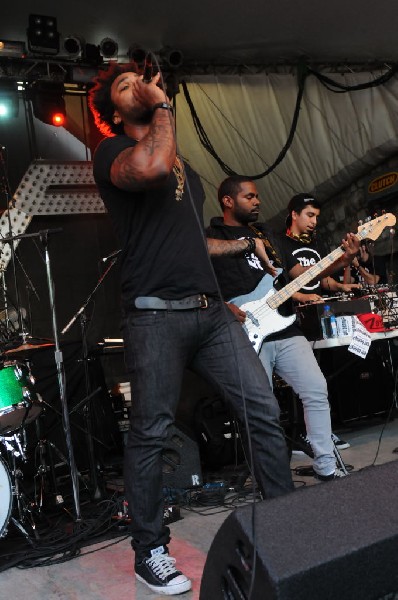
[357,213,396,241]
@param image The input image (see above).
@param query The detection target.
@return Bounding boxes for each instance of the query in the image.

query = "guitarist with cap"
[206,177,360,481]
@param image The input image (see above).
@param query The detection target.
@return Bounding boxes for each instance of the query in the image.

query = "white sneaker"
[314,468,348,481]
[332,432,350,450]
[135,545,192,596]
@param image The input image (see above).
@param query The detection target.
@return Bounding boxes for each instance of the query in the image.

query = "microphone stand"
[40,229,82,521]
[61,252,120,501]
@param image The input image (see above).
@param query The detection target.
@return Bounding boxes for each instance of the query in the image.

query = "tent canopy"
[2,2,398,226]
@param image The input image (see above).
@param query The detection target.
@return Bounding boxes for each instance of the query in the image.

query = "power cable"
[181,62,309,180]
[308,63,398,93]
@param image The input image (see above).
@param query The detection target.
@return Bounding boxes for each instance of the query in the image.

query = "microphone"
[101,249,121,263]
[142,54,153,83]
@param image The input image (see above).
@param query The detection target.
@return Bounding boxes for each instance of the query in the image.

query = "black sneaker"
[314,468,347,482]
[135,545,192,596]
[291,434,314,458]
[331,432,350,450]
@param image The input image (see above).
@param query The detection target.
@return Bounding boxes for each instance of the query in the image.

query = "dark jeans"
[122,299,294,562]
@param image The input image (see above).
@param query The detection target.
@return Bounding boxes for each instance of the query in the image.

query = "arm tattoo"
[207,238,250,257]
[111,111,176,191]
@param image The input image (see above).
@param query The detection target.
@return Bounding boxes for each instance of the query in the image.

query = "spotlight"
[63,35,84,58]
[30,81,66,127]
[27,14,60,55]
[127,44,147,65]
[159,46,184,69]
[0,80,19,119]
[99,37,118,59]
[82,43,102,65]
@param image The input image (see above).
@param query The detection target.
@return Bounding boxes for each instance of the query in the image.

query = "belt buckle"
[200,294,208,309]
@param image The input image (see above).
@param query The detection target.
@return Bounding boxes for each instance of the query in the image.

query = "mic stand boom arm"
[60,253,120,501]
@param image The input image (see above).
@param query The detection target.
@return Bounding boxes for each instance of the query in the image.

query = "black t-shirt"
[93,135,218,307]
[206,217,301,340]
[206,217,272,301]
[347,254,387,285]
[275,233,328,296]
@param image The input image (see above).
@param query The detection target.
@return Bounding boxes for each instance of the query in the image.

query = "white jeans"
[259,335,336,477]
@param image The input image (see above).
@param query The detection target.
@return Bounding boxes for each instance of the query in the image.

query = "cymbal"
[3,342,55,356]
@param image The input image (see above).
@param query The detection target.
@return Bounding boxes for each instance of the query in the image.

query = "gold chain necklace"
[173,156,185,201]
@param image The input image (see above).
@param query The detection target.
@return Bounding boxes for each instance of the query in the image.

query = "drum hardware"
[0,430,40,543]
[0,431,27,460]
[32,416,73,510]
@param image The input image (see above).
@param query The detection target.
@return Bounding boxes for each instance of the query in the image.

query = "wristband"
[244,237,256,254]
[152,102,173,112]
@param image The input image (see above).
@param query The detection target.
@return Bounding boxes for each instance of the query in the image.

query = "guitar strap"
[248,224,283,269]
[248,225,294,311]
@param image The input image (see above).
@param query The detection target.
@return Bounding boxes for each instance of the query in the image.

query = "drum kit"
[0,333,56,541]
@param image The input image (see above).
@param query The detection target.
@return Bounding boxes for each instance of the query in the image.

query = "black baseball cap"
[286,193,320,227]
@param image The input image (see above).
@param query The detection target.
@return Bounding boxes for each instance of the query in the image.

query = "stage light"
[0,80,19,119]
[27,14,60,55]
[159,46,184,69]
[63,35,84,58]
[127,44,146,65]
[30,81,66,126]
[99,37,118,59]
[82,43,102,65]
[51,112,65,127]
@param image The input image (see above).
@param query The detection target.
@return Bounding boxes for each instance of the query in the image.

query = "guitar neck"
[266,214,396,310]
[268,246,344,309]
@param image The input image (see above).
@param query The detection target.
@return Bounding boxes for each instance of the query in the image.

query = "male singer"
[88,63,294,596]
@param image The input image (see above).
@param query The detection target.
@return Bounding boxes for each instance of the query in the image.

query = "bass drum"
[0,454,12,537]
[0,362,42,434]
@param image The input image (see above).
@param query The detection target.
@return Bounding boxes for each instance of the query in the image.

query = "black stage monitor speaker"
[320,343,394,424]
[162,424,202,489]
[200,460,398,600]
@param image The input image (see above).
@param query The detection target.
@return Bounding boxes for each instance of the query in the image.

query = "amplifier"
[296,298,372,340]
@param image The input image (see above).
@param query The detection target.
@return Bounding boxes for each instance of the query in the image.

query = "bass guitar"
[230,213,396,353]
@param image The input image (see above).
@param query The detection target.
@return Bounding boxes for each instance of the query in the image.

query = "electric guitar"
[229,213,396,353]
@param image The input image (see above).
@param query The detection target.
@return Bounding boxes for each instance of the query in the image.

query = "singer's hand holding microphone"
[136,55,171,111]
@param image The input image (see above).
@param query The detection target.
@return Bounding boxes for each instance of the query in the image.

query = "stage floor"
[1,416,398,599]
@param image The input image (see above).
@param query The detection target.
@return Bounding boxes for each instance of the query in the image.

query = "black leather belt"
[134,294,210,310]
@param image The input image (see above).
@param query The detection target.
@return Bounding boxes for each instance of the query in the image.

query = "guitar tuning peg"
[365,216,371,222]
[358,219,363,226]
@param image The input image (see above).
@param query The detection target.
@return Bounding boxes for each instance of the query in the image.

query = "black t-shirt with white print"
[275,232,328,296]
[206,217,302,340]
